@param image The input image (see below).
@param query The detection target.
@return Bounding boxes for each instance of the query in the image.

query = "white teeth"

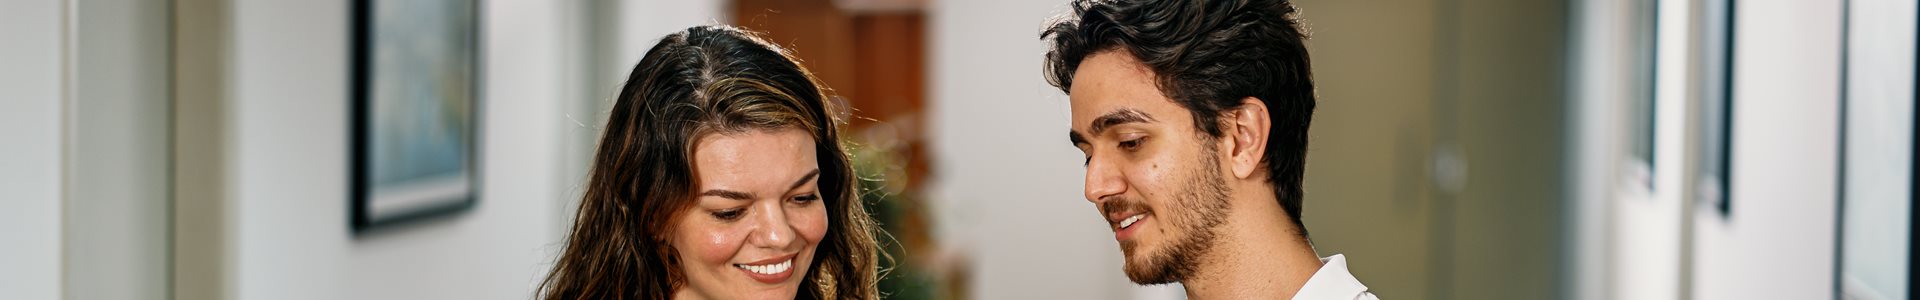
[736,259,792,275]
[1119,214,1145,229]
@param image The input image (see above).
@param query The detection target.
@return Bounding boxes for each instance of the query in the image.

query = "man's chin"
[1120,247,1182,284]
[1122,259,1180,284]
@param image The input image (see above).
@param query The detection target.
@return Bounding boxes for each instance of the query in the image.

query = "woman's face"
[673,128,830,300]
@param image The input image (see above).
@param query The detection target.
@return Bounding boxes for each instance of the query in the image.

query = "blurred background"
[0,0,1912,299]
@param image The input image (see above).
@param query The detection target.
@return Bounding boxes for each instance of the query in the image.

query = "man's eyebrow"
[701,169,822,201]
[1088,108,1155,136]
[1069,109,1154,147]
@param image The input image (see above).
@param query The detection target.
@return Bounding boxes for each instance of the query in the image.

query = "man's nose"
[1084,155,1126,204]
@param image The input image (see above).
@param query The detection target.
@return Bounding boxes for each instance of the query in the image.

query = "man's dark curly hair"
[1042,0,1317,233]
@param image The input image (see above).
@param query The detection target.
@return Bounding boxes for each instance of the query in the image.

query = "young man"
[1043,0,1378,299]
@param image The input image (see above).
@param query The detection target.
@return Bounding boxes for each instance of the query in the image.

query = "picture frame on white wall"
[349,0,482,232]
[1695,0,1734,218]
[1837,0,1917,298]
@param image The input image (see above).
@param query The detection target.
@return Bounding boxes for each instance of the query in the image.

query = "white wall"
[66,0,174,298]
[928,0,1155,299]
[0,1,68,299]
[1567,0,1640,298]
[202,1,736,299]
[1691,0,1842,299]
[1612,0,1692,298]
[214,1,584,299]
[610,0,728,82]
[564,0,730,226]
[2,1,187,299]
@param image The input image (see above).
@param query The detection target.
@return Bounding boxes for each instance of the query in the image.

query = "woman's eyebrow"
[789,169,821,191]
[700,169,821,200]
[700,189,755,200]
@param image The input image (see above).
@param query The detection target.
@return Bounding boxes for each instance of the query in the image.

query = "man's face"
[1068,50,1233,284]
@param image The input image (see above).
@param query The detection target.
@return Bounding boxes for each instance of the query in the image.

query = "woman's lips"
[734,255,798,284]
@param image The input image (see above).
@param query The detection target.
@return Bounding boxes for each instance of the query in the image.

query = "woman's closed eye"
[711,208,746,221]
[790,193,820,204]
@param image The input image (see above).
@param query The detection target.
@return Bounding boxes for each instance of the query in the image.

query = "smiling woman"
[540,25,881,300]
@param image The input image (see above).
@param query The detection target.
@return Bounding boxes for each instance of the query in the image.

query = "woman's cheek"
[796,204,829,245]
[687,222,747,265]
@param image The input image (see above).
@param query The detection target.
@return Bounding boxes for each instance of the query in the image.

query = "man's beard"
[1113,145,1232,284]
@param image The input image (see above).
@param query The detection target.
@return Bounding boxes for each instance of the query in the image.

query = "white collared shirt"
[1292,254,1380,300]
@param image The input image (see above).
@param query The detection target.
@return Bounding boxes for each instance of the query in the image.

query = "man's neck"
[1179,195,1323,300]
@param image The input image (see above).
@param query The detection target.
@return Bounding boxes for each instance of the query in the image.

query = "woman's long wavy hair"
[540,25,880,300]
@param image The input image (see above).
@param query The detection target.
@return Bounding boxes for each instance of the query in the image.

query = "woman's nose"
[748,202,798,249]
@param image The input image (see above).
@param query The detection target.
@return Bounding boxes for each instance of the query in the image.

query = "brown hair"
[540,25,880,300]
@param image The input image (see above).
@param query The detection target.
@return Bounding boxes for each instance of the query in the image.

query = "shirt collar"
[1292,254,1375,300]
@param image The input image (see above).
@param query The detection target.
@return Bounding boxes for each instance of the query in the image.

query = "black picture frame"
[1834,1,1920,297]
[1697,0,1735,218]
[350,0,483,233]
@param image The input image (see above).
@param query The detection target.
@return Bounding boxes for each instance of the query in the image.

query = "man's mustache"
[1099,196,1150,223]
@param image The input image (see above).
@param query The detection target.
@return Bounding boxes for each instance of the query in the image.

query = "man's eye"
[1118,138,1143,150]
[711,208,745,221]
[791,194,820,204]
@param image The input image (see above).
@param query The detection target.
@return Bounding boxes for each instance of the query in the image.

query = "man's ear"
[1225,97,1271,179]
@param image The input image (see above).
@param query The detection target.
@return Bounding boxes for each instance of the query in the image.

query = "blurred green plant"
[848,137,939,300]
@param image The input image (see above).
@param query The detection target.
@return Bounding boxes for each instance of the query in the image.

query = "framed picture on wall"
[350,0,482,232]
[1695,0,1734,218]
[1836,1,1916,298]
